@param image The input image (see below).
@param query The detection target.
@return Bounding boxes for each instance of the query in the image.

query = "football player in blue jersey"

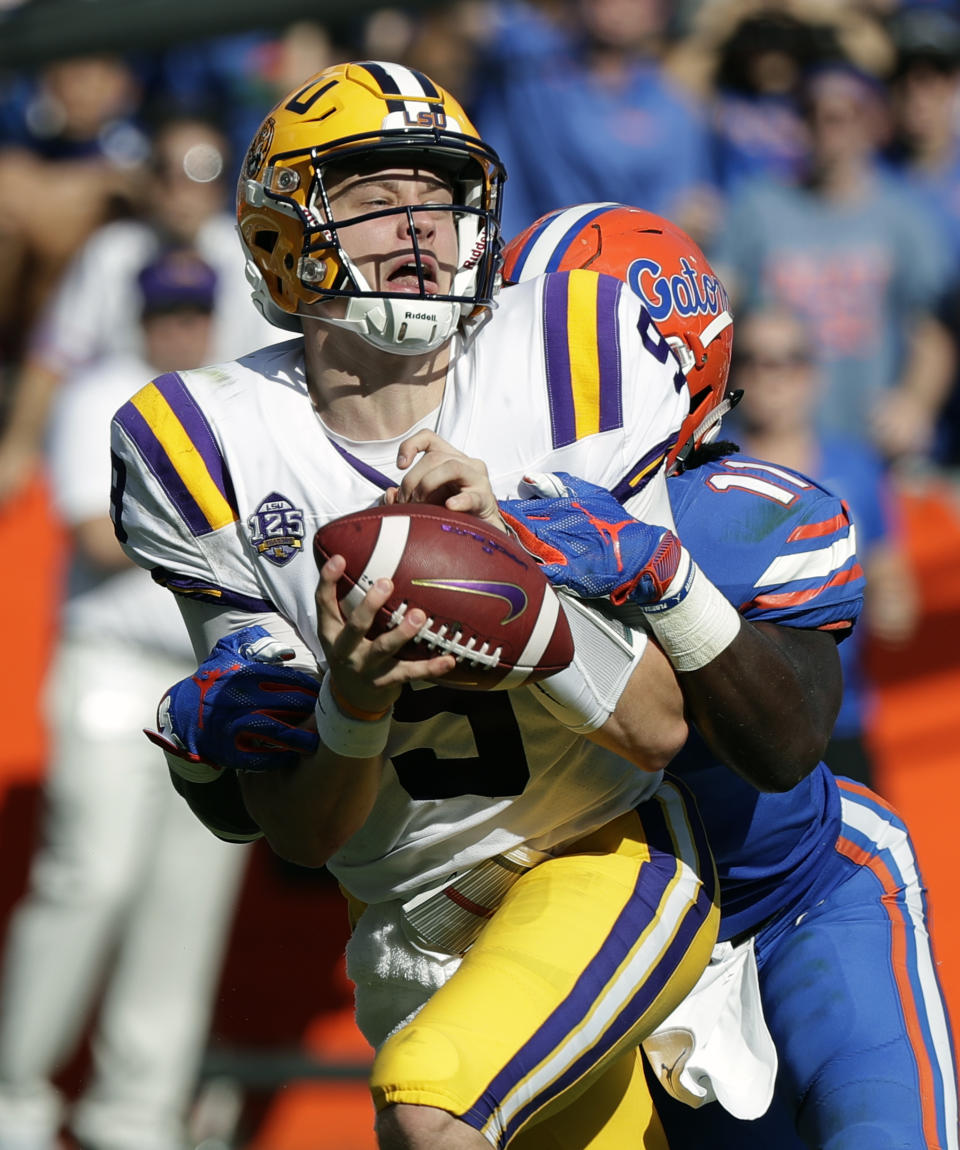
[500,203,959,1150]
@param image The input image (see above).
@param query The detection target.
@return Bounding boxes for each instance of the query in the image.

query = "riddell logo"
[463,228,487,270]
[404,311,436,320]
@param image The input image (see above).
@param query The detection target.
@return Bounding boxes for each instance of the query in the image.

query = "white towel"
[641,937,778,1119]
[345,899,462,1049]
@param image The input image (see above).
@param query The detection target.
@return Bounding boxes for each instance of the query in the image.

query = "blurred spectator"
[707,11,829,194]
[885,3,960,465]
[729,305,919,789]
[886,4,960,260]
[393,2,493,99]
[0,55,146,366]
[0,111,281,507]
[0,251,251,1150]
[713,60,956,464]
[666,0,897,112]
[136,22,343,184]
[471,0,716,241]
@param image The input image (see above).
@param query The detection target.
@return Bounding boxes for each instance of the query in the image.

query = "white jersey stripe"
[840,794,959,1148]
[755,530,857,588]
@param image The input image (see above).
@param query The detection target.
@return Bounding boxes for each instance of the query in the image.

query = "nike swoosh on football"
[410,579,528,623]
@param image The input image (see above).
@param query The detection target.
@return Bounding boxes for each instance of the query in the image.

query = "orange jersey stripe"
[835,833,941,1147]
[786,513,849,542]
[743,563,864,612]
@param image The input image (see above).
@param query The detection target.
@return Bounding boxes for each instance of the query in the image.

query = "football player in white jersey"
[109,63,720,1149]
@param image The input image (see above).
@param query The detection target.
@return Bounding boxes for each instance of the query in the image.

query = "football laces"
[388,602,502,668]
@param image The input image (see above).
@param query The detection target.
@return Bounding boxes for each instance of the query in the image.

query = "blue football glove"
[145,625,320,773]
[500,472,688,607]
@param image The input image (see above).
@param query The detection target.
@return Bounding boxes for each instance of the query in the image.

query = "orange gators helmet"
[237,60,505,354]
[502,204,736,470]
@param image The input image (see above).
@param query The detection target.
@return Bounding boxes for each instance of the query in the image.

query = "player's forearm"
[528,595,686,769]
[588,638,688,770]
[239,747,383,867]
[676,621,841,792]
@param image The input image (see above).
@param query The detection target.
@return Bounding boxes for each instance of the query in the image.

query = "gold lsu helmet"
[237,60,506,354]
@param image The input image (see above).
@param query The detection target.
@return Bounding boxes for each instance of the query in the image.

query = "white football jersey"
[110,272,689,904]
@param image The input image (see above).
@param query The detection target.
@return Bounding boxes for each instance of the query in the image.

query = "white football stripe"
[342,516,411,613]
[840,794,959,1147]
[518,202,619,280]
[496,584,561,690]
[755,525,857,588]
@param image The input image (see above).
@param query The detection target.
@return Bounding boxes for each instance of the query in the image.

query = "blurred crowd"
[0,0,958,1147]
[5,0,960,473]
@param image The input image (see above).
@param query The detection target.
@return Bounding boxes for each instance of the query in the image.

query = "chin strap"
[312,293,463,355]
[310,251,465,354]
[672,389,743,472]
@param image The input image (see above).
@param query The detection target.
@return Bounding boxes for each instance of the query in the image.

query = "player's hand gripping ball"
[314,504,573,689]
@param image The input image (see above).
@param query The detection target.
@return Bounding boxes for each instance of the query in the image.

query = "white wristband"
[314,676,393,759]
[643,559,741,672]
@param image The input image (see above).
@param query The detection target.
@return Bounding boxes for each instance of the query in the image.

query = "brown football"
[314,504,573,689]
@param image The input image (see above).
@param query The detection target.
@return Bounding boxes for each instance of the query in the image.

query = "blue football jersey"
[668,453,865,940]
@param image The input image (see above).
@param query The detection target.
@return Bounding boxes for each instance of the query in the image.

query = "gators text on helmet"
[503,203,736,470]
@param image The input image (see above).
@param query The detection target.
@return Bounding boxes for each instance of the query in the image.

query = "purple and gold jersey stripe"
[543,271,623,448]
[462,778,717,1146]
[610,434,677,502]
[151,568,276,613]
[114,373,238,538]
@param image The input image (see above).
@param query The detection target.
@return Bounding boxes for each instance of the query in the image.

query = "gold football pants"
[372,776,718,1148]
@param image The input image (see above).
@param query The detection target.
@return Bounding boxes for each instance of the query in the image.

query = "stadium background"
[0,1,959,1145]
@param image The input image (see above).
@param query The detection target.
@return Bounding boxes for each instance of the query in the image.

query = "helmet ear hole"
[254,230,278,254]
